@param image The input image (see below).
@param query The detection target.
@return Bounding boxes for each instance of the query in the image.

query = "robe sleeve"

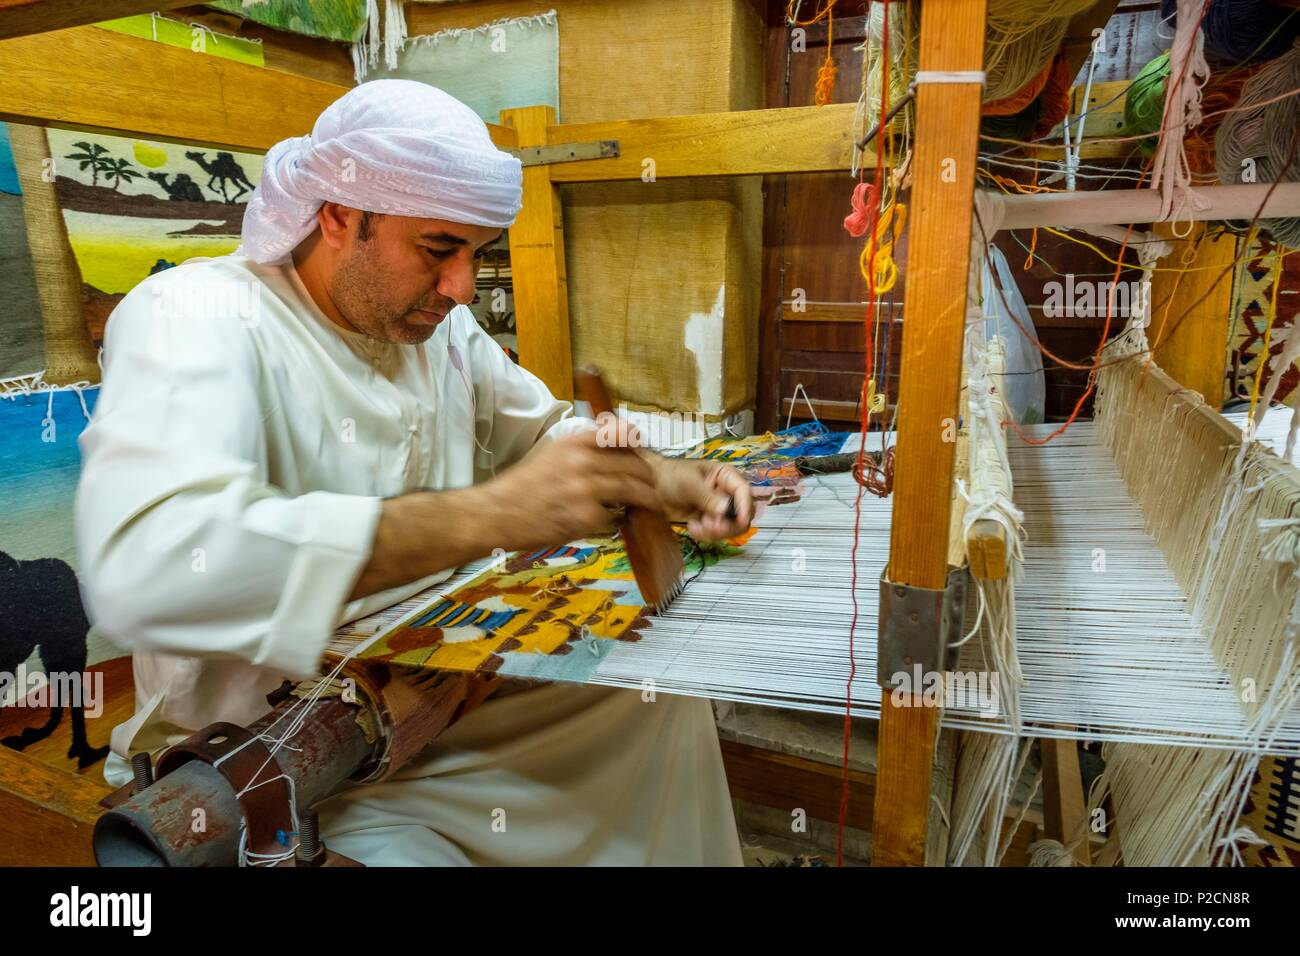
[458,307,596,475]
[75,278,382,679]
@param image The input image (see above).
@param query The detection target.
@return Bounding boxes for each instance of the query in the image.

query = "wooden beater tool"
[575,367,684,613]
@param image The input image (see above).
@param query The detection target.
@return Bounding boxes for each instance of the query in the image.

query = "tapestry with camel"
[45,128,259,346]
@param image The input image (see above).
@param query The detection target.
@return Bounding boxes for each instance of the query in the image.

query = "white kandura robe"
[76,252,741,866]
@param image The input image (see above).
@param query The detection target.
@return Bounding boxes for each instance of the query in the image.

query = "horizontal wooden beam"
[0,25,344,150]
[722,739,875,834]
[0,0,195,40]
[783,303,904,324]
[0,746,109,866]
[0,26,518,152]
[996,182,1300,230]
[545,103,873,181]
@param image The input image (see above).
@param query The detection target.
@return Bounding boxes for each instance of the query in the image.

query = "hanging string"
[786,0,841,106]
[842,181,878,237]
[837,0,893,868]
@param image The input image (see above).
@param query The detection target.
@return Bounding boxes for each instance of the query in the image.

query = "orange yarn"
[1186,65,1261,175]
[786,0,840,106]
[815,57,838,106]
[982,59,1053,116]
[1031,52,1072,140]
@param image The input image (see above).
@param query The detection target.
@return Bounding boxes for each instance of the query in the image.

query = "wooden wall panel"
[411,0,765,416]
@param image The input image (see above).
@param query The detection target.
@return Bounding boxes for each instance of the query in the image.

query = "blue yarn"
[1161,0,1300,65]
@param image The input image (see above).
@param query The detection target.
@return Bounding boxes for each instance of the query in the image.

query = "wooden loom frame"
[0,1,1158,867]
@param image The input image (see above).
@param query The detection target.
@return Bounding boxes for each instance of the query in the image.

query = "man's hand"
[480,428,665,553]
[640,454,755,542]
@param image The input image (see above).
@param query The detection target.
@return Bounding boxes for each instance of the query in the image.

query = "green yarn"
[979,96,1043,153]
[1125,52,1170,158]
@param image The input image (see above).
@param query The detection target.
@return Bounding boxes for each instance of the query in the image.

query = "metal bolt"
[131,752,154,793]
[296,809,324,865]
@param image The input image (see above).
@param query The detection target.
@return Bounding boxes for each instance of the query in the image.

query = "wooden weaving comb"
[575,367,685,613]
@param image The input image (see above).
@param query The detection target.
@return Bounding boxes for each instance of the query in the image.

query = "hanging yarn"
[1126,52,1267,170]
[982,58,1053,116]
[1161,0,1300,66]
[1150,0,1212,225]
[1215,39,1300,245]
[982,14,1072,103]
[1186,64,1261,172]
[1030,52,1072,139]
[860,1,915,146]
[786,0,841,106]
[979,97,1044,154]
[1124,52,1171,158]
[860,0,1078,149]
[842,181,878,237]
[858,201,906,292]
[985,0,1096,46]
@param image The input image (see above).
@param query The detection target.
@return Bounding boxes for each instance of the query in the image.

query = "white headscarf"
[240,79,522,264]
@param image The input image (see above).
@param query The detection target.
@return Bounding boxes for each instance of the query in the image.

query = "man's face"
[328,211,502,345]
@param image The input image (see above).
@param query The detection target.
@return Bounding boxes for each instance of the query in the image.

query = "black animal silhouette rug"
[0,550,117,770]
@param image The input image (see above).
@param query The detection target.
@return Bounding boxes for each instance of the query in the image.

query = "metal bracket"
[877,566,968,690]
[507,139,620,167]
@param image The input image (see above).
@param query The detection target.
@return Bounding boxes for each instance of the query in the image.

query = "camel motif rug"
[45,128,259,346]
[44,18,263,346]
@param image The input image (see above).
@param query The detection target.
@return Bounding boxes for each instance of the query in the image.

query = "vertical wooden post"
[1040,736,1092,865]
[500,105,574,401]
[1149,222,1237,409]
[873,0,987,867]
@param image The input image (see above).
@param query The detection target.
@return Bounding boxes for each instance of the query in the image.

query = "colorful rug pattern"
[46,129,258,345]
[1240,755,1300,866]
[1228,236,1300,407]
[357,528,753,681]
[678,422,853,504]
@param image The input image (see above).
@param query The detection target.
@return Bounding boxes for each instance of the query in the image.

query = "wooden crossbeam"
[0,0,196,40]
[0,746,109,866]
[0,26,516,152]
[0,25,344,151]
[874,0,988,868]
[545,103,873,181]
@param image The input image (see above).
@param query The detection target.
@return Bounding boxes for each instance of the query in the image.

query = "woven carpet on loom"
[1229,235,1300,406]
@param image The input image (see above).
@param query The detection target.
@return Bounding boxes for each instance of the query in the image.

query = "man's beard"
[330,246,441,345]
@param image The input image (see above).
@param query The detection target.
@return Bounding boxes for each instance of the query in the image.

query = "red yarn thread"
[843,181,879,237]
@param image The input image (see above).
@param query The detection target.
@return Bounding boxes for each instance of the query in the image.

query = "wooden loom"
[1,0,1295,866]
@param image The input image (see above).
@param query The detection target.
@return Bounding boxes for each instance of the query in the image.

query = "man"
[75,80,753,865]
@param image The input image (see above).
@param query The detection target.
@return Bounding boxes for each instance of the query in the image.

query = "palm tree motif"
[63,141,110,187]
[102,157,142,192]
